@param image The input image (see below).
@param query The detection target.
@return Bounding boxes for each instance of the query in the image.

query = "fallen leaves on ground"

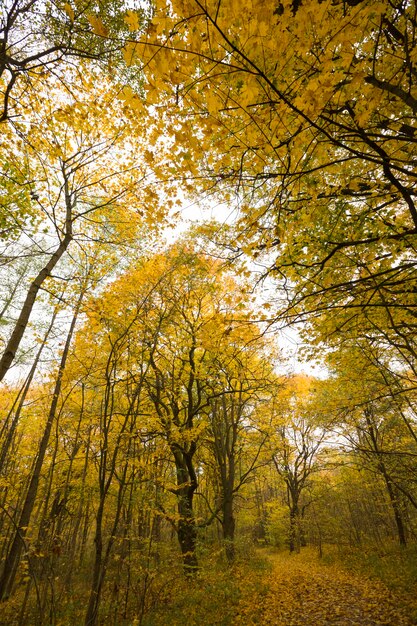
[233,551,413,626]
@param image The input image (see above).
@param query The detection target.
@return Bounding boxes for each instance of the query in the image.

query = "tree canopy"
[0,1,417,624]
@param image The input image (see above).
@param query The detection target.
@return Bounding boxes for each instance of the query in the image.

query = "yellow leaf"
[206,88,220,114]
[124,10,140,32]
[119,85,135,102]
[87,14,108,37]
[145,82,159,105]
[123,41,138,67]
[64,2,74,22]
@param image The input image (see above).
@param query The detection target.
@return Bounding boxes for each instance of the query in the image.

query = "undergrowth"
[141,544,272,626]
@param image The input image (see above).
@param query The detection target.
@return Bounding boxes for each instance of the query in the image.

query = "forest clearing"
[1,0,417,624]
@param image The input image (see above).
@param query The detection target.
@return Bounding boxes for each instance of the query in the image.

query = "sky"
[165,199,326,379]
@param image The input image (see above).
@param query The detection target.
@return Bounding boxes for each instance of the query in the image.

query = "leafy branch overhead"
[121,0,417,371]
[0,2,417,626]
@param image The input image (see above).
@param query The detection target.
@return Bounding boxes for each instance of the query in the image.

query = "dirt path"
[233,551,413,626]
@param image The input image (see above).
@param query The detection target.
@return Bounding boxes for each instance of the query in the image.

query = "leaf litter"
[233,551,413,626]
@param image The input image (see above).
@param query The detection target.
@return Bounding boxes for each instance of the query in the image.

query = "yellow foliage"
[63,2,74,22]
[124,10,140,32]
[87,14,108,37]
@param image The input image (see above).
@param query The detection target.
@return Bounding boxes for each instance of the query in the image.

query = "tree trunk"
[289,502,300,554]
[222,495,235,563]
[173,448,198,574]
[177,487,198,574]
[364,410,407,547]
[0,291,81,600]
[0,232,72,382]
[380,465,407,546]
[84,503,105,626]
[84,459,130,626]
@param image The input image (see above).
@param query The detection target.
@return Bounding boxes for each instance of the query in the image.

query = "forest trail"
[233,551,413,626]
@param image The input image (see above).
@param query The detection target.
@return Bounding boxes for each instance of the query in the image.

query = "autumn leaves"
[1,1,417,624]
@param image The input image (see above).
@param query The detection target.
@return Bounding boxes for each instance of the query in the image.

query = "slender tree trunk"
[66,423,91,587]
[0,304,59,472]
[380,464,407,546]
[0,232,72,382]
[0,291,81,600]
[84,502,105,626]
[85,459,130,626]
[364,410,407,547]
[211,396,240,563]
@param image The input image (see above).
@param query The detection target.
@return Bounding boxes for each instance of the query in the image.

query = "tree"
[76,241,269,574]
[119,0,417,379]
[0,0,149,123]
[141,247,250,573]
[322,346,417,547]
[0,66,169,383]
[204,326,277,562]
[271,376,326,553]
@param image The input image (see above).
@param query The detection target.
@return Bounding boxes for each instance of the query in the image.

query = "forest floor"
[232,550,415,626]
[143,546,416,626]
[6,545,414,625]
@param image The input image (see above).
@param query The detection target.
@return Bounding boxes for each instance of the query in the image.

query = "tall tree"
[122,0,417,376]
[0,67,168,382]
[78,241,267,573]
[205,325,277,562]
[271,376,326,553]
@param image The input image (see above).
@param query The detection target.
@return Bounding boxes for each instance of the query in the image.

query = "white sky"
[165,200,326,379]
